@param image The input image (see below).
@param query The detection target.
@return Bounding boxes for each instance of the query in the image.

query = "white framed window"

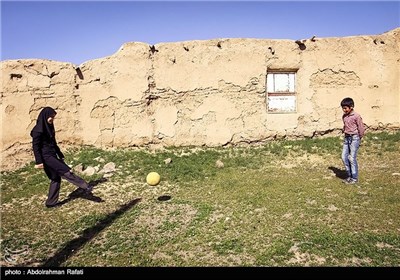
[266,71,297,113]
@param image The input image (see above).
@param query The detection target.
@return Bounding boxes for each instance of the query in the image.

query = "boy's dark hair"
[340,97,354,108]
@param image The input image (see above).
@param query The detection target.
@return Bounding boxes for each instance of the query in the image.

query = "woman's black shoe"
[45,202,63,208]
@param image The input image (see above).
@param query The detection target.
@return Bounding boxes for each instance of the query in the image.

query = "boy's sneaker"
[342,177,352,184]
[345,178,358,185]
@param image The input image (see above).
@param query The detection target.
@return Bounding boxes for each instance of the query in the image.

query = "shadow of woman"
[41,198,142,267]
[58,178,108,205]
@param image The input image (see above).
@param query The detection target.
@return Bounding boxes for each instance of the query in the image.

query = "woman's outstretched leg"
[62,171,93,192]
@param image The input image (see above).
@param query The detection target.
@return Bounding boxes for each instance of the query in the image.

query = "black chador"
[31,107,92,208]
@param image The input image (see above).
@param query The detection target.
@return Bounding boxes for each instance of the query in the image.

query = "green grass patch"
[1,130,399,267]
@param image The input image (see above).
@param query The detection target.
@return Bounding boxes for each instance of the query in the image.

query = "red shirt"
[342,111,365,138]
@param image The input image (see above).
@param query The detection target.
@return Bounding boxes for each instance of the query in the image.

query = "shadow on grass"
[58,178,108,205]
[157,195,171,201]
[41,197,142,267]
[328,166,348,179]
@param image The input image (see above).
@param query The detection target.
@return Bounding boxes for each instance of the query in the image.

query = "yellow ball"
[146,172,161,186]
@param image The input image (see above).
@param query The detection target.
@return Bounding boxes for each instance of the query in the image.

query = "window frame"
[266,70,298,114]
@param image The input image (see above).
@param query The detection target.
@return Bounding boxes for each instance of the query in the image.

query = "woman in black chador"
[31,107,93,208]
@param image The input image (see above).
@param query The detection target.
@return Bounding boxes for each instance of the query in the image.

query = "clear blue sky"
[1,0,399,65]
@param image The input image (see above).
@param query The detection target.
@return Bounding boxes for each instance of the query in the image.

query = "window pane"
[267,74,274,92]
[289,73,295,92]
[268,95,296,112]
[274,74,290,92]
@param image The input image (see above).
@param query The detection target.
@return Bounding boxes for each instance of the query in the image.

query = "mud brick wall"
[1,28,399,171]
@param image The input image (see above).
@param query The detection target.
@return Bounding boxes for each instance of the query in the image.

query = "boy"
[340,97,365,184]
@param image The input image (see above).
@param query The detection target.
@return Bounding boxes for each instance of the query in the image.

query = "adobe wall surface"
[1,28,399,171]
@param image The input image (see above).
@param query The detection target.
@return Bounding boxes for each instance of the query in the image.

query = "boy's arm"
[357,115,365,138]
[341,115,345,134]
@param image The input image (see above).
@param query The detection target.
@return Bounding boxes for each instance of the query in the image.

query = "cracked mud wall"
[1,28,399,171]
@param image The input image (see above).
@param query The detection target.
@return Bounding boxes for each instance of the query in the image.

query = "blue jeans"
[341,135,360,181]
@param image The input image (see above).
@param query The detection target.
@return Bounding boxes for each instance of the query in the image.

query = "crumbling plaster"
[1,28,399,171]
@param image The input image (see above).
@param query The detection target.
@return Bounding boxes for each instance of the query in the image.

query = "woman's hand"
[34,163,44,169]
